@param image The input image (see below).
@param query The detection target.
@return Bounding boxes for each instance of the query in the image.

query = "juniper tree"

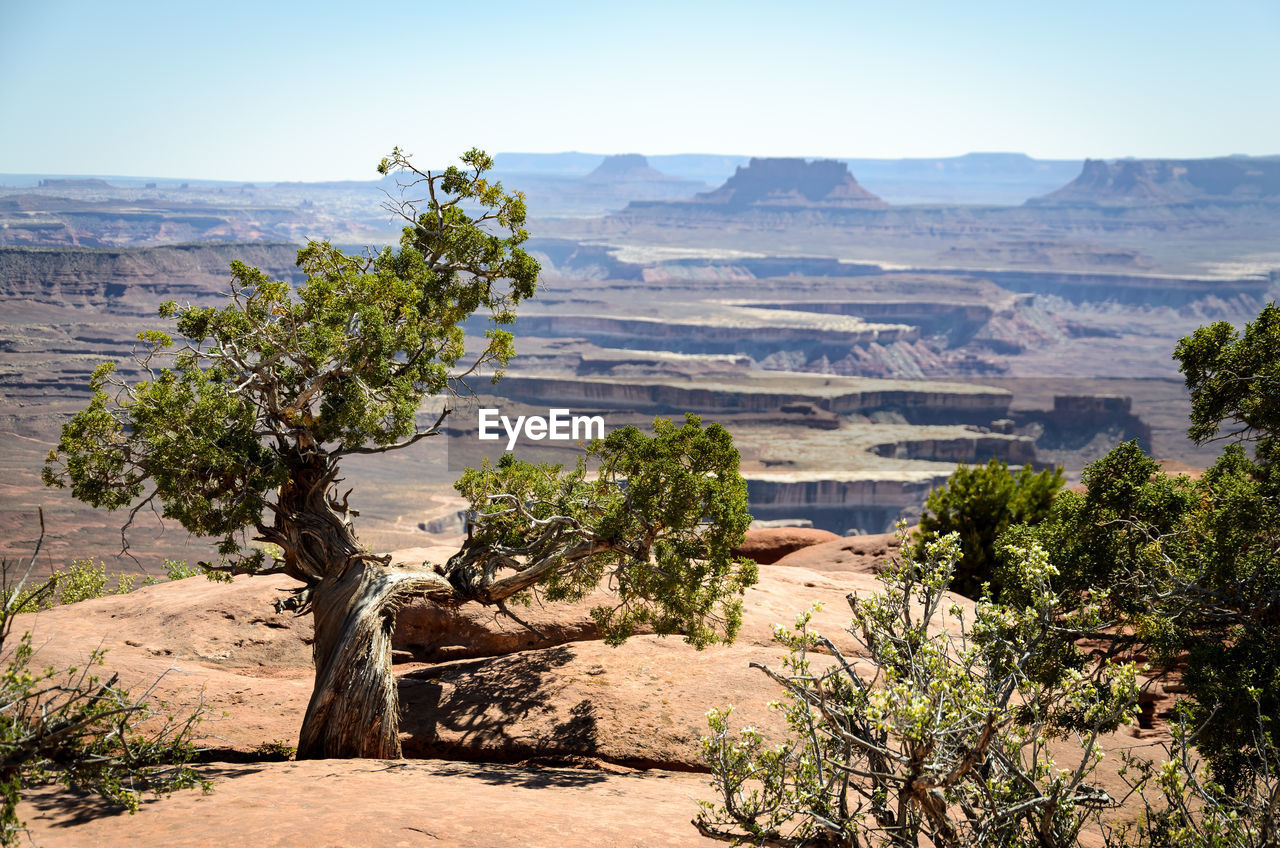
[914,457,1064,598]
[997,303,1280,790]
[43,148,756,759]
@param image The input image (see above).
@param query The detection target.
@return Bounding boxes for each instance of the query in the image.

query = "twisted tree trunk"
[297,560,443,759]
[293,550,560,758]
[267,448,606,758]
[260,447,454,759]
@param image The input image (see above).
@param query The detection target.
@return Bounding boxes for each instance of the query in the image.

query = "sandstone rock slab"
[732,526,841,564]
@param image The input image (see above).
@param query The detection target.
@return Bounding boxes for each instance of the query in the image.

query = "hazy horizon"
[3,0,1277,182]
[1,149,1083,185]
[8,150,1280,188]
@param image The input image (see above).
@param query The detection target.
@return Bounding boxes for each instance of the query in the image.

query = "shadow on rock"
[419,760,611,789]
[26,766,264,828]
[397,644,601,766]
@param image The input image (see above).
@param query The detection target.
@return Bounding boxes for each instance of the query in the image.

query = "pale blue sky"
[1,0,1276,181]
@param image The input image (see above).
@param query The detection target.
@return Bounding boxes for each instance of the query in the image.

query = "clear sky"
[1,0,1276,181]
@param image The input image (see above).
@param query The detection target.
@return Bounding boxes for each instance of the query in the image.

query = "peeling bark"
[297,561,449,759]
[255,448,455,759]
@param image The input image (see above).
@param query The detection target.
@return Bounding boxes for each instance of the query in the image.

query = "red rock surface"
[19,759,723,847]
[771,530,903,573]
[8,560,893,763]
[732,526,841,564]
[9,543,1170,846]
[10,575,315,752]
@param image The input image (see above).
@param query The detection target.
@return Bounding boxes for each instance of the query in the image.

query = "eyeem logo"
[478,408,606,451]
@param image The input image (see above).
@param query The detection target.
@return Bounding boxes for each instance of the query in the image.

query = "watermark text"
[478,408,606,451]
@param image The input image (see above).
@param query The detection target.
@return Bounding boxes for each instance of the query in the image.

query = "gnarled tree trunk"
[262,449,455,759]
[295,556,458,758]
[270,448,606,758]
[293,553,537,758]
[297,560,406,759]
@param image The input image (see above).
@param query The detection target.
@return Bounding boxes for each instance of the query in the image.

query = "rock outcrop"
[488,374,1013,425]
[0,242,302,310]
[693,157,888,208]
[504,310,918,358]
[0,195,324,247]
[20,759,728,848]
[585,153,669,182]
[731,527,841,564]
[772,530,903,573]
[7,563,902,767]
[745,475,943,535]
[9,545,1173,847]
[1028,156,1280,206]
[1013,394,1153,454]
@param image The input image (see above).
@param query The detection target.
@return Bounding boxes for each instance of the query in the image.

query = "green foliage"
[997,441,1198,609]
[1175,301,1280,448]
[162,559,201,581]
[55,558,136,604]
[250,740,296,761]
[994,304,1280,793]
[1107,698,1279,848]
[700,530,1139,847]
[3,558,137,613]
[1006,446,1280,790]
[914,457,1064,598]
[43,148,539,566]
[0,541,208,844]
[40,147,758,760]
[702,302,1280,845]
[454,415,757,648]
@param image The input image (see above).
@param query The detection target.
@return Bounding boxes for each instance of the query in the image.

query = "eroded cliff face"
[869,434,1036,465]
[1028,156,1280,206]
[0,194,331,247]
[746,432,1040,534]
[693,158,888,208]
[746,476,941,535]
[489,375,1013,426]
[0,243,303,311]
[0,239,1174,563]
[503,312,918,358]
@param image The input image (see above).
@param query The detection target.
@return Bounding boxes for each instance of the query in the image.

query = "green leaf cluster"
[700,531,1139,846]
[454,415,756,648]
[2,558,138,613]
[43,149,539,564]
[996,303,1280,791]
[915,457,1064,598]
[1176,300,1280,447]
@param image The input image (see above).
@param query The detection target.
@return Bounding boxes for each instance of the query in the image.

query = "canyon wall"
[489,375,1013,426]
[0,243,303,311]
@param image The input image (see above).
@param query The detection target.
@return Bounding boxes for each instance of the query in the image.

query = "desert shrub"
[54,557,136,604]
[701,304,1280,846]
[1004,439,1280,792]
[699,530,1139,847]
[2,557,139,613]
[163,559,202,581]
[250,740,297,761]
[997,304,1280,792]
[1105,698,1279,848]
[914,457,1064,598]
[995,441,1198,607]
[0,520,208,844]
